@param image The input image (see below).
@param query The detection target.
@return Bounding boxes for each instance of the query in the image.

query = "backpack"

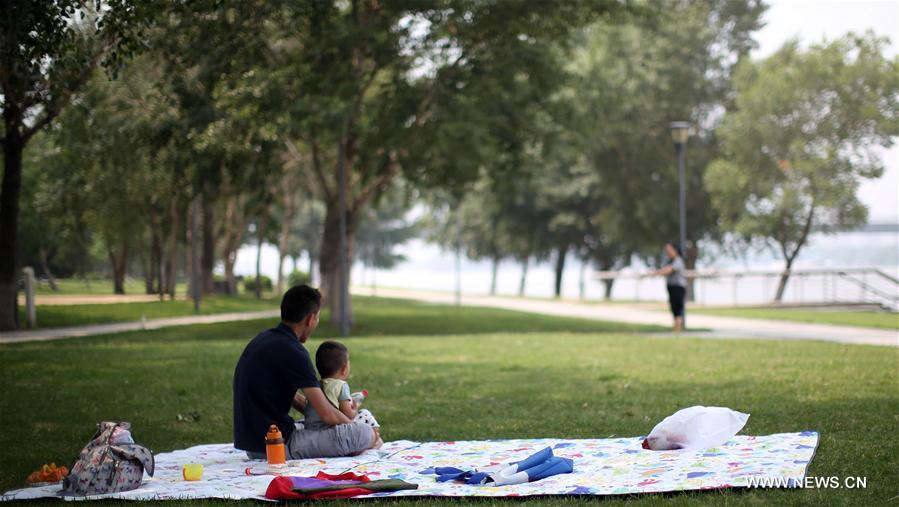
[61,421,154,496]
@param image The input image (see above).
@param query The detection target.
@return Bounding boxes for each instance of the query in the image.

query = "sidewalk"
[17,294,186,306]
[0,310,279,344]
[2,288,895,347]
[352,287,897,347]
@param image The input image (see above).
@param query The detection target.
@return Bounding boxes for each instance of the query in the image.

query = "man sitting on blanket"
[233,285,377,459]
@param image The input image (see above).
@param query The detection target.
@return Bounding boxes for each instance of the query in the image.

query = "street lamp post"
[669,121,690,260]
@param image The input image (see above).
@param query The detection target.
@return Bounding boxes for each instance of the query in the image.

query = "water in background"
[235,230,898,305]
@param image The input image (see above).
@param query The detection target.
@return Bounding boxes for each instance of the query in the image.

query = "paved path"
[0,310,279,344]
[2,288,895,347]
[353,287,897,347]
[17,294,185,305]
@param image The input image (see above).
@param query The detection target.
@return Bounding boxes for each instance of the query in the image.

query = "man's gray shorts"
[247,422,373,460]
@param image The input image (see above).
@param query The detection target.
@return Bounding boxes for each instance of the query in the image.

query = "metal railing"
[594,267,899,310]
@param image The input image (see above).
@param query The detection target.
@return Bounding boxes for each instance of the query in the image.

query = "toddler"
[305,341,381,444]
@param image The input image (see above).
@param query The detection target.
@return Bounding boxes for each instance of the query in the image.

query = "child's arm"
[339,399,357,419]
[337,382,357,419]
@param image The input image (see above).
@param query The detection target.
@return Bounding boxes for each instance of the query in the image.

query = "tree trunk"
[578,259,587,300]
[143,251,156,294]
[109,244,128,295]
[254,219,266,299]
[489,255,499,296]
[223,256,236,295]
[603,279,615,300]
[774,258,794,302]
[685,241,698,302]
[553,247,567,298]
[774,202,816,303]
[157,240,164,302]
[220,195,246,296]
[307,194,318,286]
[319,198,357,324]
[276,251,286,295]
[186,199,198,301]
[0,122,24,330]
[145,213,161,294]
[276,196,294,295]
[518,256,529,296]
[164,199,179,299]
[201,193,215,295]
[39,247,59,291]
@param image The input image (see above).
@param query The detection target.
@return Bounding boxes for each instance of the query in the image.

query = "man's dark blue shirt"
[233,322,319,454]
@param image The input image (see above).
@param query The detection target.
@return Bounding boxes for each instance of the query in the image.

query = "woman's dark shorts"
[667,285,686,317]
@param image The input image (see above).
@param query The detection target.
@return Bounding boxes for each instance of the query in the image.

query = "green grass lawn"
[0,297,895,505]
[692,307,899,330]
[32,278,189,296]
[17,295,280,329]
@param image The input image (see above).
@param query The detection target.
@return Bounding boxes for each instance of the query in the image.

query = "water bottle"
[351,389,368,405]
[265,424,286,465]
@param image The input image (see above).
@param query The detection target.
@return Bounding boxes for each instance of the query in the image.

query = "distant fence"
[594,267,899,311]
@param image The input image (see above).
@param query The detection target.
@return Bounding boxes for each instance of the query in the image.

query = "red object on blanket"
[265,471,374,500]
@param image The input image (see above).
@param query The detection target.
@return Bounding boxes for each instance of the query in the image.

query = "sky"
[233,0,899,289]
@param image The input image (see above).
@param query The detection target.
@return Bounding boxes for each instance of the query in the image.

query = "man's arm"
[292,391,307,414]
[303,387,352,425]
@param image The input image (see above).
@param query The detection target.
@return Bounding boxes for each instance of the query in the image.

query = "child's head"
[315,340,350,379]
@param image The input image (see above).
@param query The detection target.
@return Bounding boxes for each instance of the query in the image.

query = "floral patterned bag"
[61,421,154,496]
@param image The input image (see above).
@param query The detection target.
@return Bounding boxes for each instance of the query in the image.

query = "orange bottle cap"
[266,424,284,444]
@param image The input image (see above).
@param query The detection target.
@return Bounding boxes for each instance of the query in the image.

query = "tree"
[152,0,280,298]
[35,67,159,294]
[261,0,633,325]
[0,1,159,329]
[706,33,899,301]
[18,132,95,287]
[567,0,765,274]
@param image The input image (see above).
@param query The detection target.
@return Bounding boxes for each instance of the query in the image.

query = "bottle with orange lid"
[265,424,286,465]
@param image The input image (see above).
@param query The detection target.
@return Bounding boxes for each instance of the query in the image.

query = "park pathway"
[352,287,897,347]
[17,294,186,305]
[1,288,895,346]
[0,310,279,344]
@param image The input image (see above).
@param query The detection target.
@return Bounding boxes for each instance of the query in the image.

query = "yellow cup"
[182,463,203,481]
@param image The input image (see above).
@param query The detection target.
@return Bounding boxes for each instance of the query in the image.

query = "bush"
[243,275,273,294]
[287,270,310,287]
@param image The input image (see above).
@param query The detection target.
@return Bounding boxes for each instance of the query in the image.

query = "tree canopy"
[705,32,899,300]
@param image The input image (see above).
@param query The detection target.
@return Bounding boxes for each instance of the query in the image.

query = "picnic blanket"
[1,432,818,501]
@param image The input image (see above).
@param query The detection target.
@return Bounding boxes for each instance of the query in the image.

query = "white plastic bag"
[642,406,749,450]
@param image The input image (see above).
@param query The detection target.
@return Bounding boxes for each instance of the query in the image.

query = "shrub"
[243,275,273,293]
[287,270,310,287]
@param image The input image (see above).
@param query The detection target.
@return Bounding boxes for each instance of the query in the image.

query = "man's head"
[316,340,350,380]
[281,285,321,342]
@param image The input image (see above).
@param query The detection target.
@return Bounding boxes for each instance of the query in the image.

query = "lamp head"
[669,121,691,145]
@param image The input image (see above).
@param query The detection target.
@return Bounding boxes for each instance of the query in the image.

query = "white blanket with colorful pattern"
[2,432,819,501]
